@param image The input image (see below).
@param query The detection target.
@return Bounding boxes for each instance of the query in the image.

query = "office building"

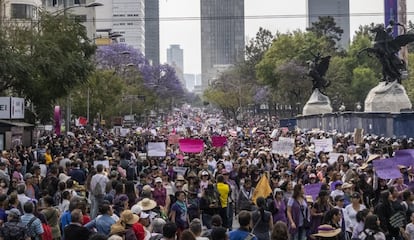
[200,0,245,91]
[167,44,184,83]
[145,0,160,66]
[184,74,196,92]
[2,0,42,22]
[307,0,350,49]
[112,0,145,51]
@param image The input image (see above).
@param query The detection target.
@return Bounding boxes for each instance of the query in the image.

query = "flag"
[252,174,272,204]
[75,116,88,126]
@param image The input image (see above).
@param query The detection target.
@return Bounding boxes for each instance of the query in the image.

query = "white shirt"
[344,204,366,232]
[90,173,109,195]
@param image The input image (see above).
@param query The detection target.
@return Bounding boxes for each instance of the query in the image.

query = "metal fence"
[293,112,414,137]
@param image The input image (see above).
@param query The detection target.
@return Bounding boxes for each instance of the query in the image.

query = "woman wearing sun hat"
[110,210,140,240]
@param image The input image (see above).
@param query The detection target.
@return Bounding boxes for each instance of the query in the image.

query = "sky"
[159,0,414,75]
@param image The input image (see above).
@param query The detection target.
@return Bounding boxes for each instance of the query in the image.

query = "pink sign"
[212,136,227,147]
[54,106,61,136]
[179,139,204,153]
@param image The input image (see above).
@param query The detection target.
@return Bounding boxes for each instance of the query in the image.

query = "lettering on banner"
[272,137,294,155]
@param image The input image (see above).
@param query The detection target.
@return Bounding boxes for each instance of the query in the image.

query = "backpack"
[92,175,104,196]
[41,223,53,240]
[1,221,27,240]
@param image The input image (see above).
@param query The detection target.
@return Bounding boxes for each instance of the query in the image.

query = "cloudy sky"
[159,0,414,75]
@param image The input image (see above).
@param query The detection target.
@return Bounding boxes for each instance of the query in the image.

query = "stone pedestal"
[364,81,412,113]
[302,89,333,116]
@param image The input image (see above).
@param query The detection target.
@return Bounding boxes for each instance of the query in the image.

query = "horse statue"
[307,52,331,95]
[358,21,414,84]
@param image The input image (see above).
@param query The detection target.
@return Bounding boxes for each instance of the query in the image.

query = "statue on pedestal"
[359,21,414,112]
[302,53,333,116]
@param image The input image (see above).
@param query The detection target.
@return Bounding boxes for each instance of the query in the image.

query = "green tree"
[351,67,378,106]
[0,12,95,123]
[306,16,344,50]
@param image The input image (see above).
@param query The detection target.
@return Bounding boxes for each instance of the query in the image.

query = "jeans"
[202,213,212,229]
[227,203,234,230]
[90,194,104,219]
[291,227,306,240]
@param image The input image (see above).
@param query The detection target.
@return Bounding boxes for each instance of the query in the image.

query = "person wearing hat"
[0,208,29,240]
[341,182,353,207]
[153,177,170,214]
[199,171,210,190]
[344,192,366,239]
[312,224,341,239]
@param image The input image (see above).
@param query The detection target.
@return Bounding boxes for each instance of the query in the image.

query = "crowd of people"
[0,108,413,240]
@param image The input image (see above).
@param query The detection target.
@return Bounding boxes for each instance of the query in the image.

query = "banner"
[252,175,272,204]
[272,137,294,155]
[168,134,181,145]
[179,139,204,153]
[372,158,401,179]
[0,97,10,119]
[304,183,322,201]
[147,142,167,157]
[54,106,61,136]
[314,138,333,153]
[10,97,24,119]
[212,136,227,147]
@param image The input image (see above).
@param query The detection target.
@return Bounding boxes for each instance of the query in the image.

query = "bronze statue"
[307,52,331,95]
[358,21,414,84]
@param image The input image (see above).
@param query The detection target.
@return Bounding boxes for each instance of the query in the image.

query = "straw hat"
[136,198,157,211]
[120,210,139,225]
[110,222,126,235]
[312,225,341,238]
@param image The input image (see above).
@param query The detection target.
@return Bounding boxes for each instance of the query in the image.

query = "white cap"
[140,212,150,219]
[131,204,142,215]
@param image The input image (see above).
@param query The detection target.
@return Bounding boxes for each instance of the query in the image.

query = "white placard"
[0,97,10,119]
[93,160,110,169]
[39,164,47,178]
[272,137,295,155]
[10,97,24,119]
[314,138,333,153]
[173,166,188,176]
[328,153,346,165]
[147,142,166,157]
[120,128,130,137]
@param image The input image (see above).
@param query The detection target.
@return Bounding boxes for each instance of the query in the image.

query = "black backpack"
[363,230,376,240]
[1,221,27,240]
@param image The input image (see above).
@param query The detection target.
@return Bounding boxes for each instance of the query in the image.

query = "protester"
[63,209,91,240]
[229,211,257,240]
[251,197,273,240]
[271,221,289,240]
[358,215,386,240]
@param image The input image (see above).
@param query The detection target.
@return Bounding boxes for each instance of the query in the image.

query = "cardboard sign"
[272,137,294,155]
[147,142,167,157]
[314,138,333,153]
[354,128,364,144]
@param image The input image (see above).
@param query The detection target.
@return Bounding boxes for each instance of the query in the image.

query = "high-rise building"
[43,0,100,40]
[112,0,145,51]
[307,0,350,49]
[200,0,245,91]
[184,74,196,92]
[167,44,184,83]
[145,0,159,66]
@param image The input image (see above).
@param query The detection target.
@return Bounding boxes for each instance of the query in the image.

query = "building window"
[74,0,86,4]
[120,38,125,42]
[127,23,133,25]
[119,23,125,25]
[11,4,35,19]
[73,15,87,22]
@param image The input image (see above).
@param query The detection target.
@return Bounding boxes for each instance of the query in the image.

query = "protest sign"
[353,128,364,144]
[328,153,346,166]
[93,160,110,169]
[395,149,414,166]
[314,138,333,153]
[304,183,322,201]
[212,136,227,147]
[372,158,401,179]
[272,137,294,155]
[173,166,188,176]
[147,142,166,157]
[168,134,181,145]
[179,139,204,153]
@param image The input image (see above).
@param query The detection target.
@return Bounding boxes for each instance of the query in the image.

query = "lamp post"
[56,1,103,133]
